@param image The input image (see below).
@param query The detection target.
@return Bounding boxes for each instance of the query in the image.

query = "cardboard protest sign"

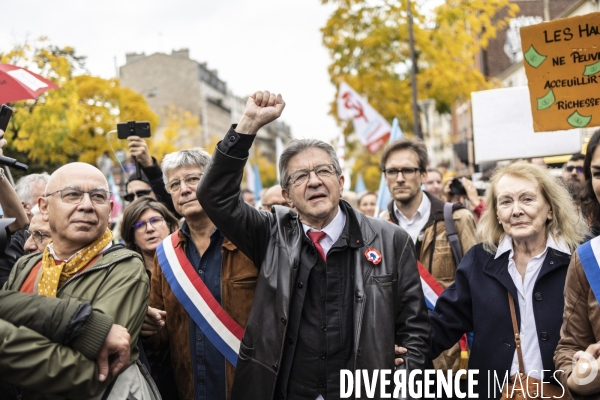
[472,87,581,163]
[520,12,600,132]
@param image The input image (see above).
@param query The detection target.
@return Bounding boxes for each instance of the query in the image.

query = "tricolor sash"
[419,261,469,351]
[418,261,444,310]
[155,230,244,366]
[577,236,600,303]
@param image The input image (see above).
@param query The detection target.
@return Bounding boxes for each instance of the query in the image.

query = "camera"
[449,178,485,196]
[117,121,151,139]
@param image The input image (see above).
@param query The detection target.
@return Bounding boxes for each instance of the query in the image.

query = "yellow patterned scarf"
[37,229,113,297]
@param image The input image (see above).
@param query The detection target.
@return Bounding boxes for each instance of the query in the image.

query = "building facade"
[119,49,292,158]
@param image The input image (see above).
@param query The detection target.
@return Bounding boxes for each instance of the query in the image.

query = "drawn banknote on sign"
[520,12,600,132]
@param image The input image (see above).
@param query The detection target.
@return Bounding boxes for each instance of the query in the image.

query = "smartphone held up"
[117,121,151,139]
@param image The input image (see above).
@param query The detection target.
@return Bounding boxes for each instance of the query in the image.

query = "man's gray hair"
[279,139,342,189]
[161,148,212,183]
[14,173,50,204]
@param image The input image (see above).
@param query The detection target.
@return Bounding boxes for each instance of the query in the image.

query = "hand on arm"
[235,91,285,135]
[141,306,166,337]
[395,345,408,368]
[96,324,131,382]
[127,136,154,168]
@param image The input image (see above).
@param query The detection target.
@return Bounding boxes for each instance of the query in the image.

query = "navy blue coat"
[430,243,570,399]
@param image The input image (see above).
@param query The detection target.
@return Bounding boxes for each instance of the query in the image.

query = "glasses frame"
[261,202,289,209]
[564,165,584,173]
[132,215,166,233]
[165,173,204,194]
[44,188,112,204]
[123,189,153,202]
[25,229,52,245]
[286,164,338,188]
[383,167,421,180]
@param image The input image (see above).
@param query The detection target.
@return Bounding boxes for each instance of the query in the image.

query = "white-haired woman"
[429,160,587,399]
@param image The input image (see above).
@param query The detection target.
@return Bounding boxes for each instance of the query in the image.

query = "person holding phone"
[0,128,30,286]
[127,134,179,216]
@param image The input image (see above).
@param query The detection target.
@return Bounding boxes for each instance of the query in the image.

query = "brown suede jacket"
[147,229,258,400]
[381,192,477,288]
[555,249,600,399]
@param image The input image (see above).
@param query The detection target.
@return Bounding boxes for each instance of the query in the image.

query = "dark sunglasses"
[564,166,584,173]
[123,189,152,202]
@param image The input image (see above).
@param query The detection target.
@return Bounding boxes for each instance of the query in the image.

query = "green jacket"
[2,246,149,399]
[0,290,114,359]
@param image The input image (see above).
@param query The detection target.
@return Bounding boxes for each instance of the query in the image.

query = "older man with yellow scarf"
[3,162,156,399]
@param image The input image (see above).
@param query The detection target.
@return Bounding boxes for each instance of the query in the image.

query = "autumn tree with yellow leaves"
[149,105,201,161]
[322,0,518,189]
[0,38,158,176]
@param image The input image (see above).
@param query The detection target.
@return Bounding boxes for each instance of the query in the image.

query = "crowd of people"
[1,91,600,400]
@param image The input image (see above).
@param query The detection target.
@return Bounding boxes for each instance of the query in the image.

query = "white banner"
[337,82,391,153]
[472,87,581,163]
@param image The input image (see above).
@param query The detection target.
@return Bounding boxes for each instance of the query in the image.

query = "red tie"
[307,231,327,261]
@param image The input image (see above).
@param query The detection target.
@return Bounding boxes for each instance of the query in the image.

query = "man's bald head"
[260,184,288,211]
[45,163,109,195]
[40,162,113,258]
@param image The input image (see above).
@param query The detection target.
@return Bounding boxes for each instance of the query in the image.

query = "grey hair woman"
[428,160,586,398]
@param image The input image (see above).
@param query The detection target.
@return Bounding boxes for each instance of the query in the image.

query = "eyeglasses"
[123,189,152,202]
[25,230,52,245]
[261,201,288,209]
[564,166,584,173]
[132,216,166,232]
[383,167,421,180]
[286,164,337,187]
[165,173,204,194]
[45,188,112,204]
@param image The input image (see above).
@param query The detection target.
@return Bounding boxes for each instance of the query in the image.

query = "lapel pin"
[365,248,382,265]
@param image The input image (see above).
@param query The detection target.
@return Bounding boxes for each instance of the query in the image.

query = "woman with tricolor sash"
[555,129,600,398]
[429,161,586,399]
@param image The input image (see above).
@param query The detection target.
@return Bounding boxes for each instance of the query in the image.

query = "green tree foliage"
[322,0,518,189]
[0,38,158,176]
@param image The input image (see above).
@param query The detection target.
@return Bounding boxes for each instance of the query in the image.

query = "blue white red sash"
[418,261,444,310]
[418,261,469,350]
[155,230,244,366]
[577,236,600,303]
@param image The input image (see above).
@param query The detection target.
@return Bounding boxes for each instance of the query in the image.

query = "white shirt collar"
[302,205,346,244]
[494,234,571,260]
[393,190,430,223]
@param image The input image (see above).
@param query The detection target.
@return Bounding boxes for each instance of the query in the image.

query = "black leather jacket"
[199,147,431,399]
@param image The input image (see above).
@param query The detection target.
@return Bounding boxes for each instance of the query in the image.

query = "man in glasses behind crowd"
[3,162,156,399]
[378,139,477,375]
[561,152,585,204]
[23,213,52,254]
[259,184,288,211]
[142,149,258,400]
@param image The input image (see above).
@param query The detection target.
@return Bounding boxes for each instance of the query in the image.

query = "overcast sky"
[1,0,341,141]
